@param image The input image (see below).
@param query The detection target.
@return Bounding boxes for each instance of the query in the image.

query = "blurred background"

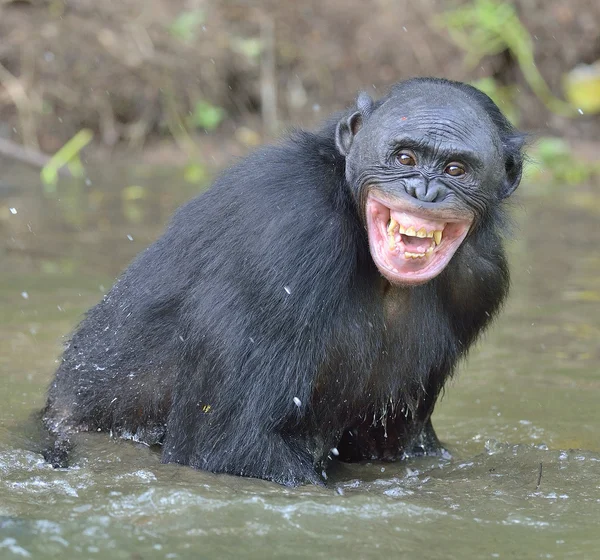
[0,0,599,164]
[1,2,599,559]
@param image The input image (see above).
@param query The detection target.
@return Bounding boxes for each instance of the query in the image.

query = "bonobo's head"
[336,78,525,286]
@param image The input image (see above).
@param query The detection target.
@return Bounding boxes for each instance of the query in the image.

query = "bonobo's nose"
[405,177,446,203]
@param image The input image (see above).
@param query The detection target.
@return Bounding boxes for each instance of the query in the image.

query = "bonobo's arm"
[406,418,447,457]
[336,376,446,462]
[337,234,510,463]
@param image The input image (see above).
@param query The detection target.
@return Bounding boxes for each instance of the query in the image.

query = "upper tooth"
[398,224,406,234]
[416,227,427,238]
[405,226,416,236]
[433,230,443,245]
[387,218,398,234]
[426,231,434,238]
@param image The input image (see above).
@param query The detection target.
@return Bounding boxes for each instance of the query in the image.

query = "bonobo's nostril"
[405,177,444,203]
[416,183,443,202]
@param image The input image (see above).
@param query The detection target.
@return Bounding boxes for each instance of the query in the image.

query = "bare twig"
[536,462,543,489]
[0,137,72,176]
[0,60,39,149]
[259,13,278,135]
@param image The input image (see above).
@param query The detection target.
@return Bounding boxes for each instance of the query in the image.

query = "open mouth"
[366,194,473,285]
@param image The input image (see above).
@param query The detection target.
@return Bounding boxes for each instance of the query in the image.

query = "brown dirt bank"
[0,0,598,160]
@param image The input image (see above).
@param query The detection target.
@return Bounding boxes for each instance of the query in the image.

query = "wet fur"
[43,78,524,485]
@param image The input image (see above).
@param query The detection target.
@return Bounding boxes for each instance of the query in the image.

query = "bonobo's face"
[336,82,520,286]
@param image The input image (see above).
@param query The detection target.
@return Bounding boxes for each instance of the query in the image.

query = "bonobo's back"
[44,125,353,446]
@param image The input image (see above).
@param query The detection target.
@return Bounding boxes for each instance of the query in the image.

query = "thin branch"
[0,137,72,177]
[259,13,278,135]
[0,60,39,149]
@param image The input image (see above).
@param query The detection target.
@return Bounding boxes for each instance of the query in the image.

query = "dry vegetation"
[0,0,598,155]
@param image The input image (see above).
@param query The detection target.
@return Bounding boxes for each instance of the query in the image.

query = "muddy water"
[1,157,599,559]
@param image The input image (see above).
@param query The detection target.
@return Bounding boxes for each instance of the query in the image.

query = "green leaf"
[188,100,225,131]
[169,10,205,43]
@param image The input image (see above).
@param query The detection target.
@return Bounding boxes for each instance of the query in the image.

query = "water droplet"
[293,397,302,407]
[9,207,17,214]
[21,291,29,299]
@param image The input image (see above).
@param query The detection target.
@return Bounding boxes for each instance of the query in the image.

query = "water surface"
[1,157,599,559]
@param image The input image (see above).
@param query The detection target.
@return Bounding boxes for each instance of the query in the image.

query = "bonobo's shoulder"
[164,123,351,239]
[227,125,342,177]
[179,127,345,213]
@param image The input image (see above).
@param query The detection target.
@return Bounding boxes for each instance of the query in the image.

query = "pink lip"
[365,194,472,286]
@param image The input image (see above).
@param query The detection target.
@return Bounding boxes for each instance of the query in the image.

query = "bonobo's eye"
[444,162,466,177]
[396,151,417,166]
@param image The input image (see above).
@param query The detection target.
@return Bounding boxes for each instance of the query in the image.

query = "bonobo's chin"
[365,191,473,286]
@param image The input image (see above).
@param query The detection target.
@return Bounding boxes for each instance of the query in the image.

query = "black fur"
[43,78,525,485]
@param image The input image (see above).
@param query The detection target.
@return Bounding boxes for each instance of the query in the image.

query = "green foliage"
[526,137,599,186]
[183,162,208,184]
[563,63,600,114]
[187,100,226,131]
[169,10,205,43]
[231,38,263,62]
[438,0,577,117]
[40,129,93,192]
[471,77,520,125]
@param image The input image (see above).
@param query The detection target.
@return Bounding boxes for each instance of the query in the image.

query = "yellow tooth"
[426,231,434,238]
[388,235,396,251]
[426,245,434,254]
[387,218,398,234]
[416,227,427,238]
[406,226,416,236]
[433,230,443,245]
[398,224,406,234]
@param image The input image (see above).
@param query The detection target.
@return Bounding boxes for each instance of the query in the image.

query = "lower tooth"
[388,235,396,250]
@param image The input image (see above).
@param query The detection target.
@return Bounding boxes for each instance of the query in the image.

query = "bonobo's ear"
[500,134,526,199]
[335,92,374,157]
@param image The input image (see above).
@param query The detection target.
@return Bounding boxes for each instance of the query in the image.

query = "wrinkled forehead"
[368,87,500,153]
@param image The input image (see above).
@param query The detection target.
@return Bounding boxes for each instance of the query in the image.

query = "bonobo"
[43,78,525,486]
